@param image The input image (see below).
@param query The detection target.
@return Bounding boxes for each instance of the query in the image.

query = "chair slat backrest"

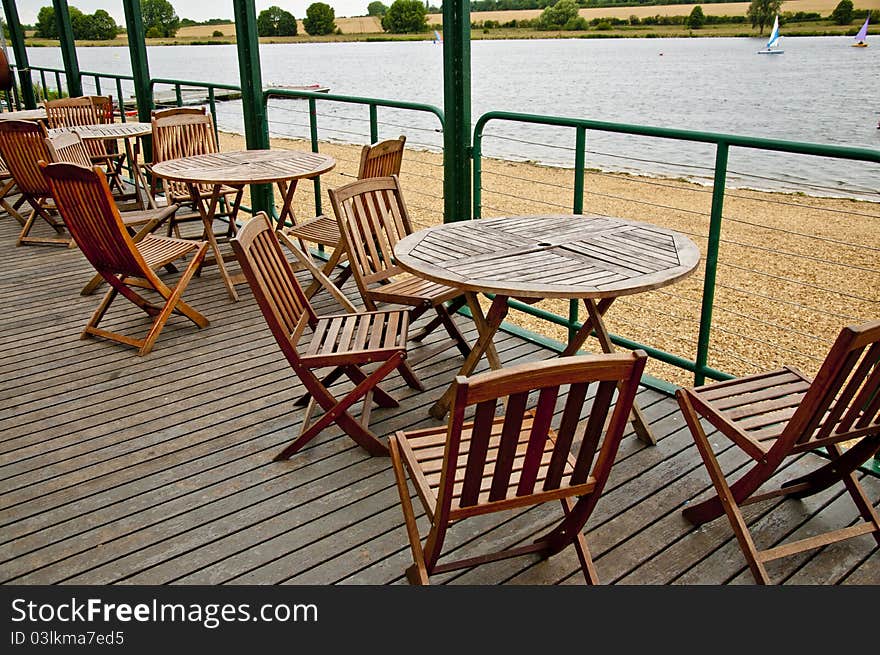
[41,162,154,279]
[0,120,52,195]
[45,96,108,159]
[46,131,93,168]
[437,352,646,518]
[151,107,218,200]
[784,320,880,447]
[357,136,406,179]
[329,175,414,289]
[231,214,318,363]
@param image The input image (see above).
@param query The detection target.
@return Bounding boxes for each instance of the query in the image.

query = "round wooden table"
[394,213,702,440]
[151,149,337,302]
[0,108,47,122]
[47,122,153,209]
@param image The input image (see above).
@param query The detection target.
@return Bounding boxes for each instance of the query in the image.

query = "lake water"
[24,37,880,197]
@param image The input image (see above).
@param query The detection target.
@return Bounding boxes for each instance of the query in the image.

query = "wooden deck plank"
[0,214,876,585]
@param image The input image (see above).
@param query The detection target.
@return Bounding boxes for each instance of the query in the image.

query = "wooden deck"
[0,216,877,586]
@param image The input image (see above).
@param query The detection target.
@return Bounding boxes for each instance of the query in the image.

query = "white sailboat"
[758,15,784,54]
[852,16,869,47]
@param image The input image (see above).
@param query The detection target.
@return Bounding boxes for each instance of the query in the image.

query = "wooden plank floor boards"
[0,214,877,585]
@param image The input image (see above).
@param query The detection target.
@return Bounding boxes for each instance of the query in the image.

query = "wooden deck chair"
[677,320,880,584]
[284,135,407,300]
[46,131,180,295]
[42,161,209,356]
[329,175,470,357]
[390,350,648,584]
[45,96,126,192]
[149,106,241,237]
[0,120,70,246]
[231,213,424,460]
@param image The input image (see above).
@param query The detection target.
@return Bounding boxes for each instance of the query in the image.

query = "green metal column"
[52,0,82,97]
[122,0,153,126]
[1,0,36,108]
[442,0,471,223]
[232,0,272,214]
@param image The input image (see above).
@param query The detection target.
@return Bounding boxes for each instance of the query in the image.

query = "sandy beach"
[218,131,878,386]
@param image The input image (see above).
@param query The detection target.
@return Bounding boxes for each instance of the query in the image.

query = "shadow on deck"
[0,217,876,585]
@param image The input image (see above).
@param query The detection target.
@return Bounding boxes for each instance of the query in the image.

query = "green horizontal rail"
[262,87,444,224]
[473,110,880,389]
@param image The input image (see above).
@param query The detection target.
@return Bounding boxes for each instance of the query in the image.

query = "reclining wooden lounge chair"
[329,174,470,357]
[390,350,647,584]
[232,213,424,460]
[42,161,209,356]
[677,319,880,583]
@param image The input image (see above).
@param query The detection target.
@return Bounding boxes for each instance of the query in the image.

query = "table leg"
[430,292,509,420]
[274,179,299,232]
[126,138,156,210]
[189,183,239,302]
[581,298,656,445]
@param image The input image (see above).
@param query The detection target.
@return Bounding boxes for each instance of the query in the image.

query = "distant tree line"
[34,5,119,40]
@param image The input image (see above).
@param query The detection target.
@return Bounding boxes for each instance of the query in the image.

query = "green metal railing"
[149,78,242,142]
[473,111,880,389]
[262,87,444,222]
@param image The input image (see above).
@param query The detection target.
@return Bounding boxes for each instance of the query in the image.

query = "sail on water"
[758,15,784,54]
[853,16,869,47]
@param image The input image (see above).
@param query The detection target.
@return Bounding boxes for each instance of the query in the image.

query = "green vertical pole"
[442,0,471,223]
[694,142,729,387]
[121,0,153,126]
[52,0,82,97]
[369,104,378,143]
[2,0,36,109]
[472,133,482,219]
[573,126,586,214]
[232,0,272,215]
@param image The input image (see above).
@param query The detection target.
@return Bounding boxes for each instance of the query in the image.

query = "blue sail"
[766,15,781,48]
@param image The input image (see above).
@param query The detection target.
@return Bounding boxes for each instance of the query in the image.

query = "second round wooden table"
[394,213,702,443]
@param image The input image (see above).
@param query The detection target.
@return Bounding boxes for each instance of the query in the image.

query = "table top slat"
[150,149,335,185]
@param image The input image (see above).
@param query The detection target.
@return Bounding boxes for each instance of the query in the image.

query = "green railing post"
[694,142,729,387]
[52,0,82,97]
[573,126,586,214]
[121,0,153,148]
[2,0,36,109]
[232,0,272,215]
[442,1,472,223]
[472,132,483,219]
[308,97,323,218]
[369,104,378,144]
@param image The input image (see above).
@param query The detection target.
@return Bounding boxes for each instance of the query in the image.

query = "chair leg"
[436,302,471,358]
[678,390,771,584]
[274,354,405,460]
[397,359,424,391]
[561,497,599,585]
[343,365,398,408]
[390,436,431,585]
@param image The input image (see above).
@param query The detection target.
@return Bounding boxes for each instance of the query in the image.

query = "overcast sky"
[15,1,378,26]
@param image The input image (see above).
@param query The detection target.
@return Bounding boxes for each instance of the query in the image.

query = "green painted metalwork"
[262,87,444,226]
[442,4,472,223]
[232,0,272,215]
[52,0,82,97]
[2,0,36,109]
[121,0,154,128]
[573,126,586,214]
[473,110,880,384]
[694,143,729,387]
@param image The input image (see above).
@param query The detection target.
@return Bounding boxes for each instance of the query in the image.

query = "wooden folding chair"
[284,135,407,299]
[46,131,180,295]
[330,174,470,357]
[391,350,647,584]
[149,106,241,237]
[45,96,127,192]
[231,213,424,460]
[677,320,880,584]
[0,120,70,246]
[42,162,209,356]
